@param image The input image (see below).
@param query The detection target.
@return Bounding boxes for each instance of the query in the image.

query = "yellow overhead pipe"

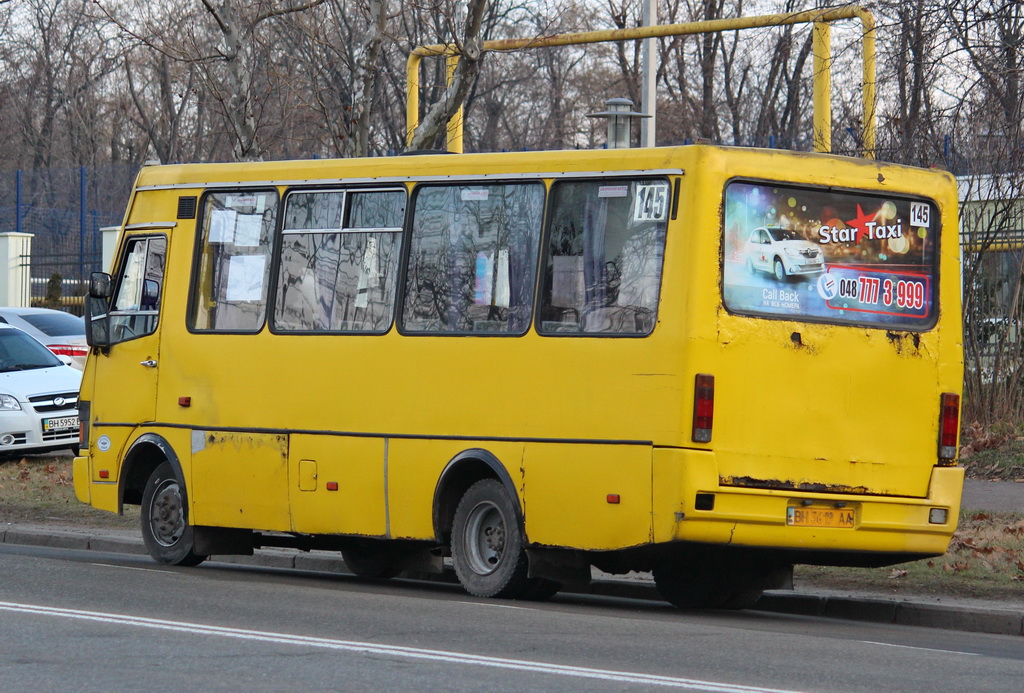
[406,5,876,158]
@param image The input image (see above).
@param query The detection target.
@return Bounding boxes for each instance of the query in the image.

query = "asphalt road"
[1,544,1021,692]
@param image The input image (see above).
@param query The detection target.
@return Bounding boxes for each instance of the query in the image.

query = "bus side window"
[190,190,278,332]
[109,236,166,344]
[274,189,405,333]
[539,179,669,336]
[401,183,544,335]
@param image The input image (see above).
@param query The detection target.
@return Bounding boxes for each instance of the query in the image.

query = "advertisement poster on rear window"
[722,180,939,329]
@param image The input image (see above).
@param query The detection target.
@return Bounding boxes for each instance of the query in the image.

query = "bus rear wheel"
[140,461,207,567]
[451,479,531,599]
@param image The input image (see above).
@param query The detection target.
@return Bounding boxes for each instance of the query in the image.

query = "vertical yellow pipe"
[812,21,831,154]
[406,54,422,148]
[446,54,464,153]
[858,10,877,159]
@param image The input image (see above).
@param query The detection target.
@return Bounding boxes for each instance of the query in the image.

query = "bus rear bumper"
[654,449,964,562]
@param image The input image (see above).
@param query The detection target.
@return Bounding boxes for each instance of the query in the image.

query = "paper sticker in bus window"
[598,185,628,198]
[234,214,263,247]
[633,183,669,222]
[721,181,938,329]
[226,255,266,302]
[462,189,490,201]
[209,209,236,243]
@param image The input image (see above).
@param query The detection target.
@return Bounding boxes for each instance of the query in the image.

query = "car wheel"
[451,479,531,598]
[773,258,787,282]
[140,461,206,566]
[745,257,755,274]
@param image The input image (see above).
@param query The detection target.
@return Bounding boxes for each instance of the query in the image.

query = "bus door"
[89,234,168,457]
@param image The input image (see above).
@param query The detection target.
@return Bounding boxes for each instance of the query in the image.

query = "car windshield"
[17,312,85,337]
[0,330,62,371]
[767,228,802,242]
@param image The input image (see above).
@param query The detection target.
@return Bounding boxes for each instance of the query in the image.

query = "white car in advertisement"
[744,226,825,281]
[0,324,81,456]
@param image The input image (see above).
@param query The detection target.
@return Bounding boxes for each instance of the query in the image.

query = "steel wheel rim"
[149,479,185,547]
[464,500,506,576]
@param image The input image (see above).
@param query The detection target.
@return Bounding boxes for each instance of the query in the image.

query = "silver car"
[0,324,81,456]
[0,307,87,370]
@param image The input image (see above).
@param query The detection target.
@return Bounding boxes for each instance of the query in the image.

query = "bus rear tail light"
[938,393,959,464]
[692,374,715,443]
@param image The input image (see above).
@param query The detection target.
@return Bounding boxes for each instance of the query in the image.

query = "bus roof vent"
[177,196,198,220]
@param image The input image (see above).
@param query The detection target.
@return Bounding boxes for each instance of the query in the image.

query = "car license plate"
[786,506,855,528]
[43,415,79,432]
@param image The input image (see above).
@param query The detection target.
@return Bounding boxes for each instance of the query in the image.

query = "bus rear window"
[722,181,939,329]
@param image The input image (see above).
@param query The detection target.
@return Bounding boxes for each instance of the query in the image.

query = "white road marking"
[0,601,805,693]
[858,640,980,656]
[455,601,531,610]
[90,563,166,573]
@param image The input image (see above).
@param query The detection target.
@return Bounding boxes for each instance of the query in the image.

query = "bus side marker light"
[607,494,620,504]
[938,393,960,463]
[929,508,948,524]
[326,482,339,491]
[98,470,109,479]
[692,373,715,443]
[178,397,191,407]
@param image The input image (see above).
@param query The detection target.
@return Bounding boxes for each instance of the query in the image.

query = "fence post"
[0,232,33,307]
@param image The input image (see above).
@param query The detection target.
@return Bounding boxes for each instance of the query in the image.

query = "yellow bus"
[75,144,963,608]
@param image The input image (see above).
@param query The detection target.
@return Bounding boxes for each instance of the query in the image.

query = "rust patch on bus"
[721,475,872,495]
[886,330,921,355]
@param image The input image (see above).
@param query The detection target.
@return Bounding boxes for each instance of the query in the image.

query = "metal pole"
[15,170,21,235]
[640,0,656,148]
[80,167,86,287]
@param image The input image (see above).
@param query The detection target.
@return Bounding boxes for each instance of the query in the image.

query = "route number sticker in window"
[634,183,669,222]
[910,201,930,227]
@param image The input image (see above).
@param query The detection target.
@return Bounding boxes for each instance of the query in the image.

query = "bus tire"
[140,461,207,567]
[773,258,787,282]
[451,478,530,599]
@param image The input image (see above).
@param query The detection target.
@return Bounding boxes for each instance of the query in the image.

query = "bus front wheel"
[140,461,207,567]
[451,479,531,598]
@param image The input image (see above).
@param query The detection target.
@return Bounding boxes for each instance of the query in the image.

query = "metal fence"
[0,165,138,307]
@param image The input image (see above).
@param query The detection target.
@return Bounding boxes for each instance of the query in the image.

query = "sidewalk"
[3,518,1022,638]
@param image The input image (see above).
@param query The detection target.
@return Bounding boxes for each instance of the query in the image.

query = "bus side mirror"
[85,272,112,349]
[89,272,112,299]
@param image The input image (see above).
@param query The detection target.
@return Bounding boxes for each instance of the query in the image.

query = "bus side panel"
[190,430,291,532]
[522,443,652,550]
[288,434,386,536]
[386,439,525,541]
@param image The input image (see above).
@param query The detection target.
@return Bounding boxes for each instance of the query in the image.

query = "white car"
[0,307,87,370]
[744,226,825,281]
[0,324,81,456]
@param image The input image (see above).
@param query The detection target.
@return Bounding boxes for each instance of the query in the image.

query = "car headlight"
[783,247,801,257]
[0,394,21,411]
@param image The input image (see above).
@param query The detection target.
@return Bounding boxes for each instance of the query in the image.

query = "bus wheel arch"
[432,449,520,547]
[120,433,185,510]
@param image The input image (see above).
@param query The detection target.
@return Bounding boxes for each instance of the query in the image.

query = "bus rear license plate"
[43,416,79,432]
[786,507,855,528]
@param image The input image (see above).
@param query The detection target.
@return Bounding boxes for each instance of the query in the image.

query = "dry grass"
[797,511,1024,602]
[0,455,137,528]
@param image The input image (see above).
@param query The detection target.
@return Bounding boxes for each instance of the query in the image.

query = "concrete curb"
[3,525,1021,637]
